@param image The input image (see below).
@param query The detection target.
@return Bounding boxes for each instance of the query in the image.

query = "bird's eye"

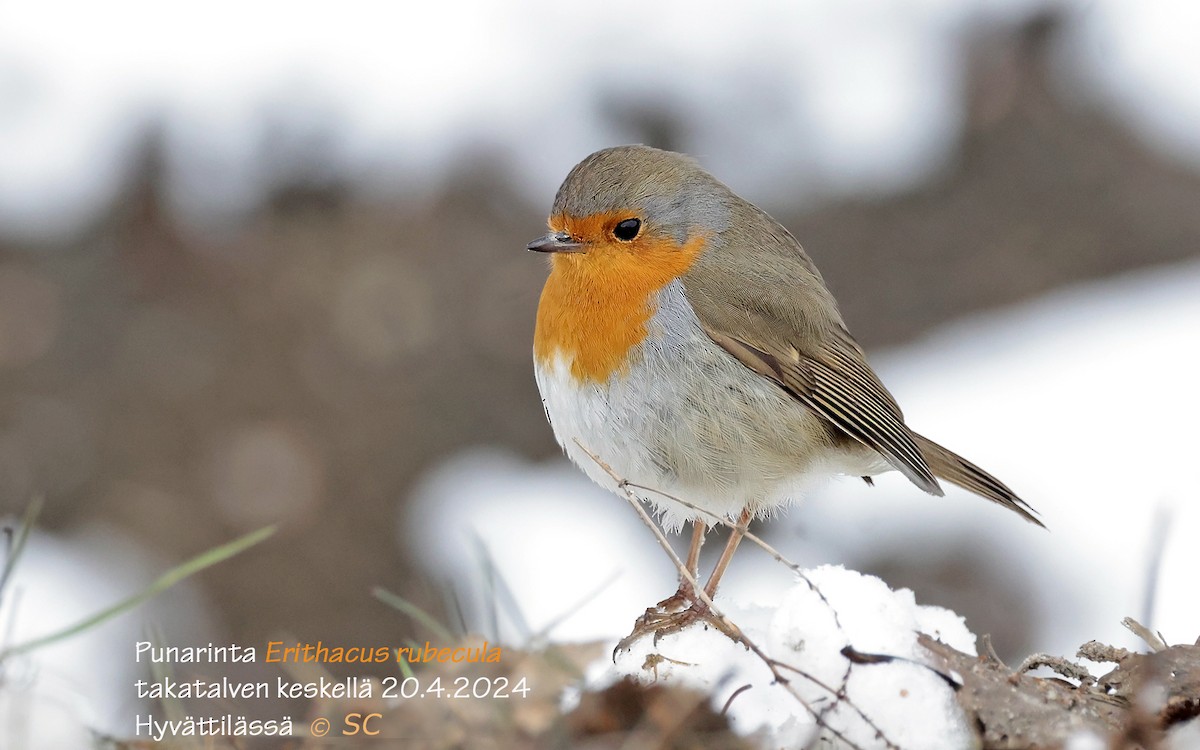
[613,218,641,241]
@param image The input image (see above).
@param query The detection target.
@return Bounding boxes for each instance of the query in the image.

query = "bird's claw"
[612,591,741,658]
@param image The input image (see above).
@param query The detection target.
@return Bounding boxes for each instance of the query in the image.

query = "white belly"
[534,282,883,532]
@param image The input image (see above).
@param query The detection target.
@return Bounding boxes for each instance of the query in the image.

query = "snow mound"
[597,566,975,749]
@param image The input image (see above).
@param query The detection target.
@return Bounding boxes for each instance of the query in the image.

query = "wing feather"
[677,200,1038,523]
[702,322,941,494]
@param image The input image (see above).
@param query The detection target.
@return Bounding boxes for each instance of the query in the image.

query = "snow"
[811,258,1200,654]
[0,524,212,748]
[407,450,679,643]
[1065,731,1107,750]
[409,257,1200,745]
[410,457,984,746]
[1167,717,1200,750]
[0,528,144,746]
[599,567,976,748]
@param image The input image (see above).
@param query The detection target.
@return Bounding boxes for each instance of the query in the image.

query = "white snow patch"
[0,523,215,749]
[592,567,975,748]
[406,449,677,643]
[806,258,1200,655]
[1064,730,1108,750]
[1167,717,1200,750]
[0,527,146,747]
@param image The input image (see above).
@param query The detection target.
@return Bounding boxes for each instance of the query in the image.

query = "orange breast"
[534,214,706,384]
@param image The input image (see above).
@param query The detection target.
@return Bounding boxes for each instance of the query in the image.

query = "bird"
[528,145,1040,644]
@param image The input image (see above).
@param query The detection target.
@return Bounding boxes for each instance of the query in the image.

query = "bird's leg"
[685,519,706,580]
[633,520,707,620]
[701,507,751,598]
[615,510,751,654]
[684,521,705,599]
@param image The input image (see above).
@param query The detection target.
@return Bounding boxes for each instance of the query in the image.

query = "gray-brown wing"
[700,323,942,496]
[679,212,941,495]
[679,206,1043,522]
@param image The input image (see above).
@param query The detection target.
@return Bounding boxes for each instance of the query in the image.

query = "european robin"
[529,145,1040,641]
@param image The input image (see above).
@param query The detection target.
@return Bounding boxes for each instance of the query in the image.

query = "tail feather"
[912,433,1043,527]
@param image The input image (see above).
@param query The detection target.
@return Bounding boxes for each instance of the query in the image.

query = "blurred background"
[2,0,1199,740]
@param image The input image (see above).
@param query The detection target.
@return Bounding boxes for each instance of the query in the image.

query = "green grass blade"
[0,525,275,661]
[372,586,453,642]
[0,497,43,600]
[396,653,415,679]
[144,624,187,726]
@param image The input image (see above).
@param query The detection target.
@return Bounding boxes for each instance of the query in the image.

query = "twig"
[1077,640,1131,665]
[720,684,753,716]
[1016,653,1096,686]
[980,633,1007,667]
[1122,617,1168,653]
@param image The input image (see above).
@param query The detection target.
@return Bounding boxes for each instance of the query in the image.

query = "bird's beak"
[527,232,585,253]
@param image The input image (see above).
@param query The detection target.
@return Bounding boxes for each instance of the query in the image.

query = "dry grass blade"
[471,532,532,641]
[533,569,621,643]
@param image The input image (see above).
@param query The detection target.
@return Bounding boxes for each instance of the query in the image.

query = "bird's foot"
[645,588,693,617]
[613,593,742,657]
